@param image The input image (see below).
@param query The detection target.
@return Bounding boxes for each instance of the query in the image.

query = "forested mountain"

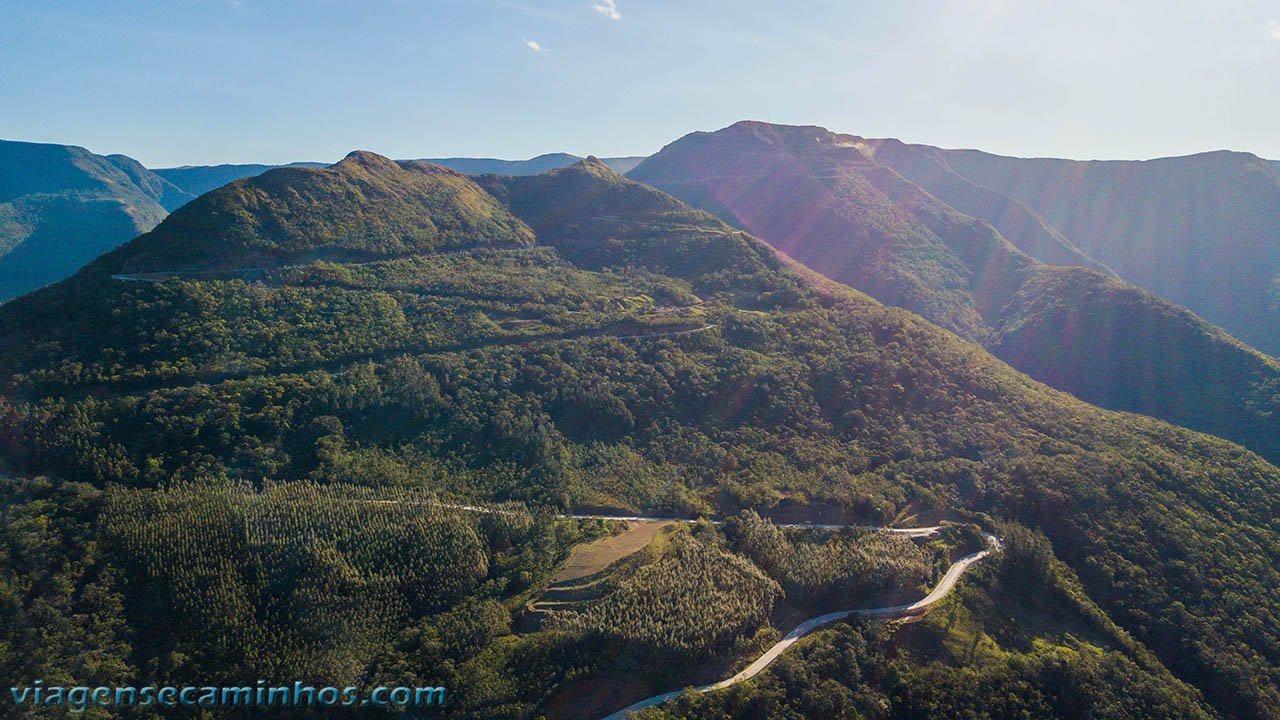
[0,140,193,301]
[2,152,1280,718]
[880,143,1280,358]
[630,121,1280,466]
[99,151,535,274]
[0,142,644,303]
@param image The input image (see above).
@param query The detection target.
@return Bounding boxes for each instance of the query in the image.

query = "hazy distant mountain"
[902,146,1280,357]
[632,121,1280,465]
[153,162,325,198]
[0,139,194,301]
[867,139,1112,273]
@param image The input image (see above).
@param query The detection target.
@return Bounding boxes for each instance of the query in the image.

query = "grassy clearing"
[551,520,672,584]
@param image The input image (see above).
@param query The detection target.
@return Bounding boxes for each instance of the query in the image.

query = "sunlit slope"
[631,121,1280,467]
[1,155,1279,717]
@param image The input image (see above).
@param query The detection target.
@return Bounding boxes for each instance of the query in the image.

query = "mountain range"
[150,153,645,199]
[2,152,1280,718]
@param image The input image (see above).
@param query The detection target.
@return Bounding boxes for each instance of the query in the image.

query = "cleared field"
[552,520,672,584]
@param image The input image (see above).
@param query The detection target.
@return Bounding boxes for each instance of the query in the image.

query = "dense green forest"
[2,155,1280,718]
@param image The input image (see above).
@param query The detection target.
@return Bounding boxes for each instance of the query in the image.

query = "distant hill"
[155,154,648,200]
[631,121,1280,465]
[0,139,194,302]
[423,153,646,176]
[0,146,644,303]
[152,161,325,197]
[903,145,1280,357]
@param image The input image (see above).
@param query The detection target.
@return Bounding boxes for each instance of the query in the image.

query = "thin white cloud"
[524,38,546,53]
[593,0,621,21]
[1268,19,1280,40]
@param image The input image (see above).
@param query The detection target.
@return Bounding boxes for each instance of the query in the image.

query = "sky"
[2,0,1278,167]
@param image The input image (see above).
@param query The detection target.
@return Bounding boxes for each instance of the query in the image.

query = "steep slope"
[631,121,1280,466]
[0,140,194,301]
[992,266,1280,460]
[629,122,1037,340]
[2,154,1280,718]
[931,147,1280,357]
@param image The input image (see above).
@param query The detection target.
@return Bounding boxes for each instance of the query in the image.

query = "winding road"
[323,499,999,718]
[599,531,1002,720]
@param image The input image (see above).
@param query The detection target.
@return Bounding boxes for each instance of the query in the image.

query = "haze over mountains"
[868,141,1280,358]
[150,161,326,198]
[0,140,193,301]
[4,151,1280,718]
[632,121,1280,466]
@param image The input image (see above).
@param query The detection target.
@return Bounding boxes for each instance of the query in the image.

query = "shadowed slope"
[867,138,1111,273]
[0,140,193,300]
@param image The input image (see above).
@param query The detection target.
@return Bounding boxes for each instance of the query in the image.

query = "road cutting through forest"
[599,531,1002,720]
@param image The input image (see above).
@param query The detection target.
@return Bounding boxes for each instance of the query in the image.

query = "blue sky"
[2,0,1278,167]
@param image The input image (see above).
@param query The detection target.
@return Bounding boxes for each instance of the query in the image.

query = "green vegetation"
[726,511,930,611]
[92,151,535,275]
[554,528,781,663]
[992,266,1280,463]
[104,482,513,682]
[1,154,1279,718]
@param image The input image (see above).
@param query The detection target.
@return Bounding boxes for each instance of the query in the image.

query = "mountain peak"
[87,149,535,275]
[573,155,619,176]
[336,150,399,172]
